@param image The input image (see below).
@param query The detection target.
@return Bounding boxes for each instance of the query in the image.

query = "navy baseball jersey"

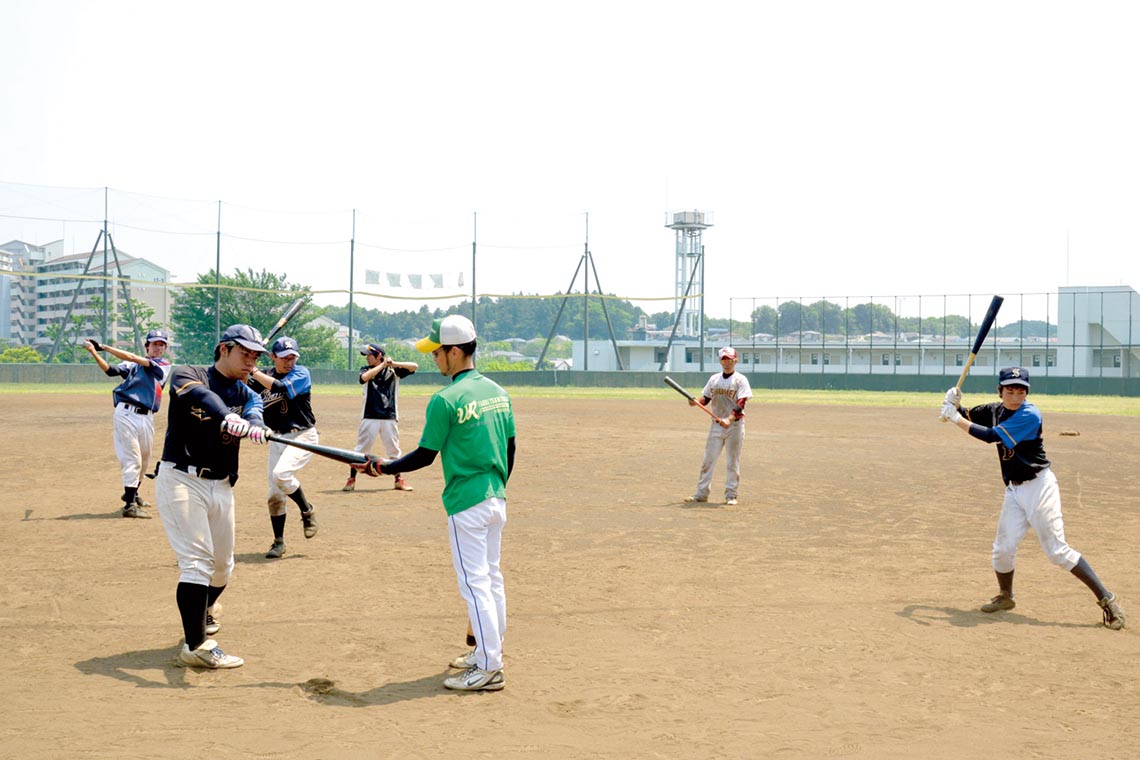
[963,401,1050,484]
[360,365,413,420]
[109,358,171,412]
[259,364,316,433]
[161,365,265,481]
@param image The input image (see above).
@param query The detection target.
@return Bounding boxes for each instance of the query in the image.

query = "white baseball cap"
[718,346,738,360]
[415,315,477,353]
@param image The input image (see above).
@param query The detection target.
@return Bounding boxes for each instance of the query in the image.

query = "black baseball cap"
[360,343,384,356]
[998,366,1030,388]
[219,324,268,353]
[145,329,169,344]
[272,336,300,358]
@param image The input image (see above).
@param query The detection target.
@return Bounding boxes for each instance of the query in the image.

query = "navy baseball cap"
[219,324,268,353]
[999,366,1030,388]
[145,329,169,344]
[272,336,300,358]
[360,343,384,356]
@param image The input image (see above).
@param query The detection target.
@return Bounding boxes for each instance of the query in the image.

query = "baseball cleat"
[981,594,1016,613]
[205,612,220,636]
[265,538,286,559]
[121,504,152,519]
[725,497,738,506]
[134,496,152,508]
[683,495,708,503]
[449,647,478,669]
[178,639,243,669]
[1099,592,1126,630]
[394,476,413,491]
[301,509,318,539]
[342,477,356,492]
[443,665,504,692]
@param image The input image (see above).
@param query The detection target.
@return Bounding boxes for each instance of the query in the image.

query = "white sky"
[3,1,1139,324]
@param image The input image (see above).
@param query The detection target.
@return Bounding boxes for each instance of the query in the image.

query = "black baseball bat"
[664,376,729,427]
[264,432,370,466]
[941,294,1004,421]
[264,296,308,345]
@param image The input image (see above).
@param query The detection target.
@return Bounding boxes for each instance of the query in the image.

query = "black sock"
[207,584,225,609]
[466,632,477,647]
[1070,557,1109,600]
[123,486,138,506]
[996,570,1014,597]
[287,487,312,515]
[176,582,209,650]
[348,466,356,480]
[270,514,287,539]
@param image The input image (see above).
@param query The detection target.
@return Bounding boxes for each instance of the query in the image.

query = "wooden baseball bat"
[663,376,730,428]
[264,432,370,466]
[941,294,1005,421]
[264,296,309,345]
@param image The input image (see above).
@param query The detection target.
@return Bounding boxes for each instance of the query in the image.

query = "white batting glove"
[222,413,251,439]
[944,387,962,407]
[246,426,269,445]
[939,400,962,423]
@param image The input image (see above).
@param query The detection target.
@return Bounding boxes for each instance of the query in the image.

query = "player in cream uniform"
[684,347,753,506]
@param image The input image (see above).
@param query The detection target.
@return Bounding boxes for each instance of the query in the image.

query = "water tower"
[665,210,712,337]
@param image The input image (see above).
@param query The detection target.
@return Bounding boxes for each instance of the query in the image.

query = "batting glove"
[944,387,962,407]
[222,413,251,439]
[939,400,962,423]
[247,426,269,445]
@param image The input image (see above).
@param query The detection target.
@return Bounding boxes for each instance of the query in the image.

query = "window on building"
[1114,352,1122,368]
[822,353,830,366]
[895,353,902,366]
[882,353,890,366]
[1046,354,1055,367]
[955,354,964,366]
[1032,354,1041,367]
[810,353,819,365]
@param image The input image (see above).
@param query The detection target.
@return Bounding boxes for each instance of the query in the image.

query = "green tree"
[0,346,43,363]
[170,269,336,364]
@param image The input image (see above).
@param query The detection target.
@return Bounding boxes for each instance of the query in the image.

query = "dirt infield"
[3,391,1138,759]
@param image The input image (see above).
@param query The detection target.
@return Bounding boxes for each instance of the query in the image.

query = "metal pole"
[471,212,477,331]
[348,209,356,369]
[102,187,109,338]
[698,243,705,372]
[583,213,589,371]
[215,201,222,342]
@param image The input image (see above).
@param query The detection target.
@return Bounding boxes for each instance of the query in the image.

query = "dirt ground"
[2,390,1138,759]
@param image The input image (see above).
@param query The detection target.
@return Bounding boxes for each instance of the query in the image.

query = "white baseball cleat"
[179,639,243,669]
[725,497,738,506]
[205,602,222,635]
[449,647,478,669]
[443,665,504,691]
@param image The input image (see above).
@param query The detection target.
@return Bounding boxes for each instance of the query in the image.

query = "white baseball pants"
[693,420,745,500]
[267,427,317,515]
[155,463,236,588]
[991,468,1081,573]
[448,497,507,673]
[353,418,402,461]
[112,403,154,488]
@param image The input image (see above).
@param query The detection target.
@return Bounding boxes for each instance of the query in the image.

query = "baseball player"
[353,315,515,692]
[684,346,753,506]
[940,366,1125,629]
[84,330,172,518]
[154,324,269,669]
[248,336,319,559]
[342,342,417,493]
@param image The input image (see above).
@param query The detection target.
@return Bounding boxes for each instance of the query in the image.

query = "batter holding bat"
[683,346,752,506]
[154,324,270,669]
[248,336,319,559]
[84,330,172,518]
[353,315,515,692]
[940,367,1125,629]
[343,343,417,493]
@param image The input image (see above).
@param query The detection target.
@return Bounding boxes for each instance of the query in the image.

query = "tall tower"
[666,210,712,337]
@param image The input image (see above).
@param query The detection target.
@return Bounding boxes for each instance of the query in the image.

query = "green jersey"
[419,369,515,515]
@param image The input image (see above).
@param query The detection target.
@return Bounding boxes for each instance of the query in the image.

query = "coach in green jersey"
[354,314,516,692]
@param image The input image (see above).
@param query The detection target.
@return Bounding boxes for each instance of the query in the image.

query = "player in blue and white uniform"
[248,336,319,559]
[684,346,753,506]
[940,366,1125,629]
[84,329,172,518]
[154,324,269,669]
